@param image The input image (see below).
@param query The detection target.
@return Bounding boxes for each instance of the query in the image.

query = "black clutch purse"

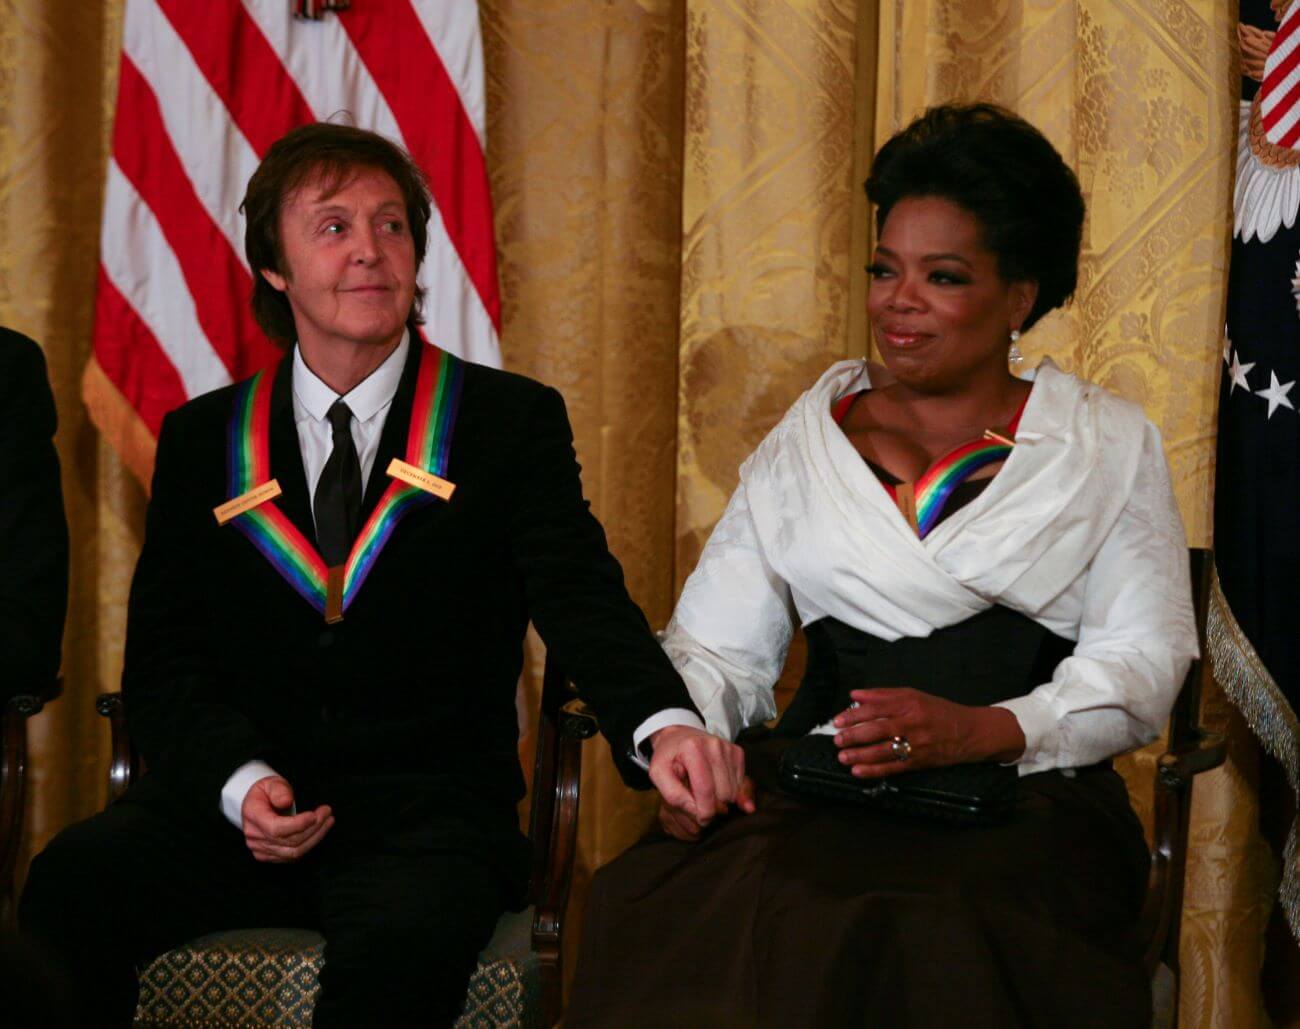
[778,733,1018,826]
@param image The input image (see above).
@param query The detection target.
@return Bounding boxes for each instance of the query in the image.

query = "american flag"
[84,0,501,486]
[1214,0,1300,937]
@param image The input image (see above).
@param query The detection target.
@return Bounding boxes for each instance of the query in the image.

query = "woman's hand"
[831,688,1025,777]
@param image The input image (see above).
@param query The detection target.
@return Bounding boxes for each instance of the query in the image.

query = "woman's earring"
[1008,329,1023,367]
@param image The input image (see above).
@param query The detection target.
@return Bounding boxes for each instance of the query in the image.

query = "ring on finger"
[889,735,912,762]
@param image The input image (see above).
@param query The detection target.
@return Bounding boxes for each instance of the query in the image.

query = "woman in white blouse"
[568,104,1196,1029]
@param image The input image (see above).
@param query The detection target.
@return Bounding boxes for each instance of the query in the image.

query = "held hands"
[648,725,756,842]
[832,688,1025,778]
[241,775,334,863]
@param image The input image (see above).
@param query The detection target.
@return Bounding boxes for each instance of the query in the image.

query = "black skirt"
[568,750,1149,1028]
[568,610,1153,1028]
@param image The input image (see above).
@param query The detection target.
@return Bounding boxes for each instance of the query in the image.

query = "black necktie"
[314,400,362,567]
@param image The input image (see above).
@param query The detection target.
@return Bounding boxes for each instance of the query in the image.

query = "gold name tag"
[386,458,455,500]
[213,479,283,525]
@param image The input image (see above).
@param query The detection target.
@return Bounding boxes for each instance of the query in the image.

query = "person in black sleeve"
[0,328,70,1027]
[18,124,747,1027]
[0,328,67,705]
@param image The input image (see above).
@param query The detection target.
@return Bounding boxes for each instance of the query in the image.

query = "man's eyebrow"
[303,199,405,216]
[307,203,350,216]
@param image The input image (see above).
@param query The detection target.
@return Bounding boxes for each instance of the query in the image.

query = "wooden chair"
[96,655,596,1028]
[1138,548,1228,1028]
[1,676,60,926]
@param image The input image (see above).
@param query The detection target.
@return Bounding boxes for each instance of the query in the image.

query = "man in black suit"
[19,125,748,1026]
[0,328,67,706]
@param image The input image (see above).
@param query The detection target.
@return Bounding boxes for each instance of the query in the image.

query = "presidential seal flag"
[83,0,501,486]
[1214,0,1300,934]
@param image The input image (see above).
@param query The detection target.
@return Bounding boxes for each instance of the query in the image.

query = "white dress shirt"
[220,333,410,825]
[658,358,1199,775]
[219,334,683,825]
[292,332,410,522]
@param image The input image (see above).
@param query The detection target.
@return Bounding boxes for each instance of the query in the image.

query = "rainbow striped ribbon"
[911,437,1011,538]
[225,344,464,621]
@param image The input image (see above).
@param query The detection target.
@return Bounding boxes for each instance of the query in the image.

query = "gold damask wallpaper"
[0,0,1276,1024]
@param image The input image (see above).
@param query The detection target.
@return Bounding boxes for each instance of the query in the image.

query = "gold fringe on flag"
[1207,565,1300,940]
[294,1,350,21]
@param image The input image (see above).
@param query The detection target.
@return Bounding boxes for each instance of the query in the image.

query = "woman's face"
[867,195,1037,394]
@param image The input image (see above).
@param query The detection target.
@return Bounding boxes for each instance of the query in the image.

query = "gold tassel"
[1207,567,1300,942]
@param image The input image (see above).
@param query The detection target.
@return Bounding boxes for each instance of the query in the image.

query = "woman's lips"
[879,329,934,348]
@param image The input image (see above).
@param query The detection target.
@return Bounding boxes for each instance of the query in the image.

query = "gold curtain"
[481,0,688,957]
[0,0,1270,1024]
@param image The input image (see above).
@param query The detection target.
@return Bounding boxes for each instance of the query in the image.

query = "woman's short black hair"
[242,122,432,346]
[865,104,1085,331]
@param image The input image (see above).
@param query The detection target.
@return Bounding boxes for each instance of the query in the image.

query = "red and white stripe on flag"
[86,0,501,487]
[1261,2,1300,148]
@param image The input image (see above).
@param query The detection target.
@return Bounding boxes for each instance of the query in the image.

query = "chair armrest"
[1156,731,1227,790]
[4,693,49,722]
[2,678,60,922]
[532,701,599,937]
[95,693,139,803]
[2,695,49,824]
[528,658,599,1027]
[559,699,599,741]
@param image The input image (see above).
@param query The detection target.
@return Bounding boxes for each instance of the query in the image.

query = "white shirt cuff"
[993,694,1054,775]
[630,709,707,770]
[220,760,283,828]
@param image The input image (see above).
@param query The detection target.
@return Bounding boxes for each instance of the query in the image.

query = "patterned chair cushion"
[133,907,541,1028]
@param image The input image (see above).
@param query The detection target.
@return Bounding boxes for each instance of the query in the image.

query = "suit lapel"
[358,336,423,523]
[262,339,429,582]
[268,356,318,549]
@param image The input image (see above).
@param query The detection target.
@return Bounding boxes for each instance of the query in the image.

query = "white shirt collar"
[292,330,411,424]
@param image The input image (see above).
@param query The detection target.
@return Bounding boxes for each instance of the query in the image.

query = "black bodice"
[776,606,1076,737]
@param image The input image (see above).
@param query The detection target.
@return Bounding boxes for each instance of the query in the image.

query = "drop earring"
[1008,329,1023,367]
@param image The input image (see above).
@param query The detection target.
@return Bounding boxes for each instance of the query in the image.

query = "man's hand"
[658,776,755,842]
[241,775,334,863]
[647,725,756,841]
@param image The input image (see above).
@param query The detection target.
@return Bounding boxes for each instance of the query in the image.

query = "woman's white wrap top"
[661,358,1199,775]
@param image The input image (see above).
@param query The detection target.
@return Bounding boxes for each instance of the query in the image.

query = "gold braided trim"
[1207,567,1300,940]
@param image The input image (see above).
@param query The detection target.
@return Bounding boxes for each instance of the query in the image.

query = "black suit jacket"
[122,342,696,887]
[0,328,68,702]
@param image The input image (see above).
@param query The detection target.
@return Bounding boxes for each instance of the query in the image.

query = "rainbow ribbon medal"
[910,434,1013,538]
[216,345,464,622]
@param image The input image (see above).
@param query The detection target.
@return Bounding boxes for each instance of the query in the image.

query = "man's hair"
[242,122,432,346]
[865,104,1085,331]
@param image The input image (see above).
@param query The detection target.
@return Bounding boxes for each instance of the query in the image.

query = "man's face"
[261,166,417,353]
